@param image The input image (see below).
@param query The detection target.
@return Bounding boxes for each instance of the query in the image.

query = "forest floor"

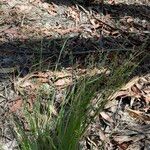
[0,0,150,149]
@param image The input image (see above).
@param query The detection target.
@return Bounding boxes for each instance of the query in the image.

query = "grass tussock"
[10,55,137,150]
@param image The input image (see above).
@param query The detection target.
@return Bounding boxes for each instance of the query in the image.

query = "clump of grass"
[9,54,136,150]
[9,37,141,150]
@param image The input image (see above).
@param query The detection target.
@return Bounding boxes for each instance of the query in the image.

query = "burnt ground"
[0,0,150,149]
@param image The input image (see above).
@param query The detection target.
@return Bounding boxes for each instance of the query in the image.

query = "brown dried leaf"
[9,94,36,113]
[131,84,142,96]
[126,108,150,121]
[109,76,144,100]
[9,97,23,112]
[122,76,140,90]
[100,112,114,124]
[103,29,111,35]
[118,142,131,150]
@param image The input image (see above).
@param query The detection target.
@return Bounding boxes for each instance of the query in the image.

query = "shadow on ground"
[0,34,149,78]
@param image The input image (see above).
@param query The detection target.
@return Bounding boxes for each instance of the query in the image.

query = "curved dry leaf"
[126,108,150,121]
[111,30,120,36]
[100,112,114,124]
[131,84,142,96]
[109,76,147,100]
[122,76,140,90]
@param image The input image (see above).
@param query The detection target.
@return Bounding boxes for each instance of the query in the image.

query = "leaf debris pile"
[83,75,150,149]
